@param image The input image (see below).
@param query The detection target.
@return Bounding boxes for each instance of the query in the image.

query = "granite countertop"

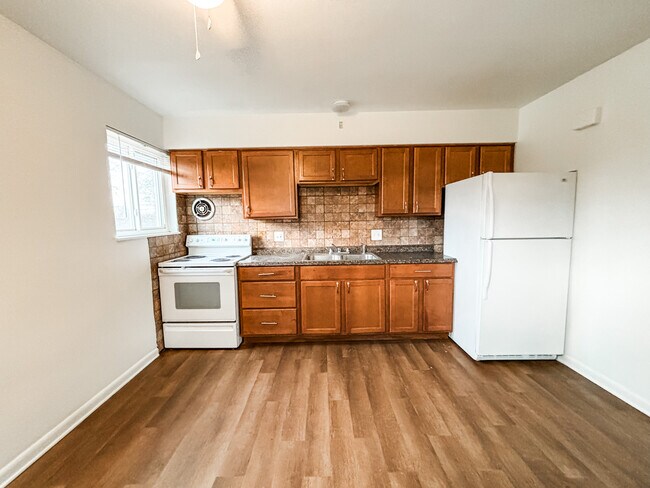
[237,245,456,267]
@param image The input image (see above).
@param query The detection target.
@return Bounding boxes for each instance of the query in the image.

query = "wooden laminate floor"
[10,340,650,487]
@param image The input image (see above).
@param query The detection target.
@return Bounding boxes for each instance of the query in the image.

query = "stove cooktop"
[157,234,253,269]
[158,254,249,268]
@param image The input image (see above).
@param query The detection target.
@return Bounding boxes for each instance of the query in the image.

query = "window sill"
[115,231,181,242]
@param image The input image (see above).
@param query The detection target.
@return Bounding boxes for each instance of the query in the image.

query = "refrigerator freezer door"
[481,172,576,239]
[477,238,571,357]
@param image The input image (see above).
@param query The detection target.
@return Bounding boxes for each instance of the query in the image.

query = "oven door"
[158,267,237,323]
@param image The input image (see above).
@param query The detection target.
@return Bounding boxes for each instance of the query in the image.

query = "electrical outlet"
[370,229,382,241]
[273,231,285,242]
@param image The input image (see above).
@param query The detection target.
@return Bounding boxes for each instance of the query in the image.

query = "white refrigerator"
[444,171,576,360]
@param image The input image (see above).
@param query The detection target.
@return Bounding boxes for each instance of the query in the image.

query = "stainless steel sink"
[306,252,381,262]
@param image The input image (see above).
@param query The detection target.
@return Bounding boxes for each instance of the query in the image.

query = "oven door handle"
[158,268,234,276]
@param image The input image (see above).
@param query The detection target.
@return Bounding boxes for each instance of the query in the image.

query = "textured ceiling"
[1,0,649,115]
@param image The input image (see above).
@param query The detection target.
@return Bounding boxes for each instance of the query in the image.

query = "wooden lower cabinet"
[241,263,453,340]
[241,309,297,336]
[422,278,453,332]
[389,279,420,333]
[301,278,386,335]
[388,264,455,333]
[345,280,386,334]
[300,280,342,335]
[239,266,298,337]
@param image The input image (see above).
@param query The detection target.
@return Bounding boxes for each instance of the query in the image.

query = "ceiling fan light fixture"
[187,0,225,9]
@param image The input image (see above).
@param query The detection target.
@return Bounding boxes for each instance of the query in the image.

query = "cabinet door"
[422,278,453,332]
[296,149,336,183]
[444,146,478,185]
[300,281,342,335]
[479,145,513,174]
[378,147,410,215]
[389,279,420,333]
[339,148,378,182]
[170,150,204,191]
[241,150,297,219]
[344,280,386,334]
[413,147,443,215]
[204,150,239,190]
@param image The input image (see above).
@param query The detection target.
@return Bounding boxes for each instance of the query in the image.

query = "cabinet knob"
[346,281,350,293]
[414,280,418,293]
[336,282,340,293]
[209,176,214,187]
[198,176,203,186]
[341,168,345,180]
[415,202,419,212]
[425,279,430,291]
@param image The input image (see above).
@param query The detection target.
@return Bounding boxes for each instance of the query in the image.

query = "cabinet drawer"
[241,309,297,336]
[240,282,296,308]
[300,265,385,281]
[389,264,454,279]
[239,266,295,281]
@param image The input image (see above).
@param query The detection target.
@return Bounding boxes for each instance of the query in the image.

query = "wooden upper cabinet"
[339,148,378,183]
[170,150,204,191]
[300,281,342,335]
[444,146,478,186]
[379,147,411,215]
[389,279,420,333]
[378,146,443,217]
[204,150,239,190]
[413,146,443,215]
[296,149,336,183]
[422,278,453,332]
[241,150,297,219]
[479,145,513,174]
[344,280,386,334]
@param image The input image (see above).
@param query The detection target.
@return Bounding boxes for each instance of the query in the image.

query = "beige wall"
[0,15,163,484]
[515,39,650,415]
[163,109,518,149]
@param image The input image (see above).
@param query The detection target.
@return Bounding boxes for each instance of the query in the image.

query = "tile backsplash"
[182,186,444,251]
[147,195,187,350]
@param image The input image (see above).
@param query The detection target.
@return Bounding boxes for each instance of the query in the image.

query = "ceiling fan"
[187,0,225,60]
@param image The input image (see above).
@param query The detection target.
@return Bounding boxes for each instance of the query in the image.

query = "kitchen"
[1,1,650,487]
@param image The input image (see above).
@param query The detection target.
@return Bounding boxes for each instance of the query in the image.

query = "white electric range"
[158,234,252,348]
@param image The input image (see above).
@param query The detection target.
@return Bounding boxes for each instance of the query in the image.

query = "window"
[106,128,178,239]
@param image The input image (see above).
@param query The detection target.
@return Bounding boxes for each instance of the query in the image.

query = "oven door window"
[174,282,222,310]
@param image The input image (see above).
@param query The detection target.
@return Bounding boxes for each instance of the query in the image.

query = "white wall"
[0,15,162,484]
[164,108,518,148]
[516,39,650,415]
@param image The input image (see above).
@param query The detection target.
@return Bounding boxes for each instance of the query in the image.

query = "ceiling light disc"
[332,100,351,113]
[187,0,225,9]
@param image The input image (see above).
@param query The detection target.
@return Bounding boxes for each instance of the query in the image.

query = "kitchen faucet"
[328,243,350,254]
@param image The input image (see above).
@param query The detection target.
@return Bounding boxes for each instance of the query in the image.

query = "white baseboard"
[557,354,650,418]
[0,348,159,488]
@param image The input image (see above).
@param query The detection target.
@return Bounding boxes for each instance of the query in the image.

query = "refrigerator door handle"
[485,172,495,239]
[482,240,494,300]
